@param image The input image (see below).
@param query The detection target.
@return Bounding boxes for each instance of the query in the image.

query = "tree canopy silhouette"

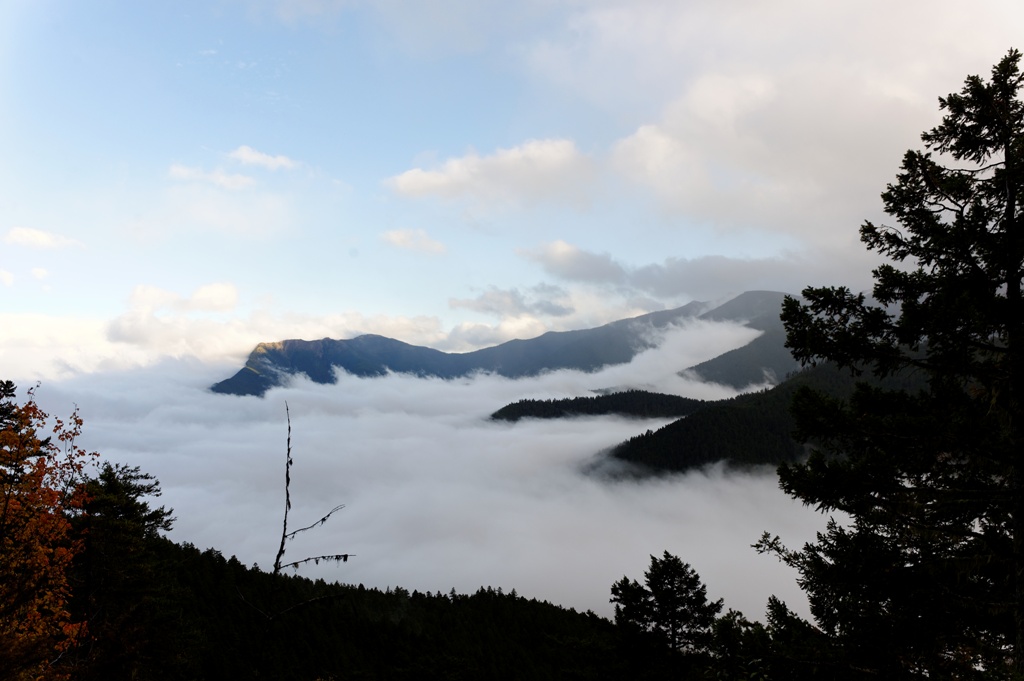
[610,551,723,653]
[766,49,1024,679]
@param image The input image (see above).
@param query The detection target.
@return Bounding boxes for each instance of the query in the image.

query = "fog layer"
[35,322,822,620]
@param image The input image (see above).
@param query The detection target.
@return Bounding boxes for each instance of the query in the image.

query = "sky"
[2,0,1023,377]
[2,0,1023,620]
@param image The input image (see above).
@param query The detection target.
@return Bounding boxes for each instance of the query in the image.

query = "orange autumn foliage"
[0,381,95,681]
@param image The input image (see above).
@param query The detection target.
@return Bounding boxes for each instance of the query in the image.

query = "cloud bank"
[33,323,823,621]
[521,239,872,301]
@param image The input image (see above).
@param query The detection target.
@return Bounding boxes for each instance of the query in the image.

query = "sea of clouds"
[30,320,825,621]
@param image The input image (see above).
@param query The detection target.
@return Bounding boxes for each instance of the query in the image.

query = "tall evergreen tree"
[66,463,181,680]
[610,551,723,653]
[767,50,1024,678]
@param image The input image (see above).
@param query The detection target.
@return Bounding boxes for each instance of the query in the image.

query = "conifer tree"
[767,49,1024,678]
[67,463,179,680]
[610,551,723,653]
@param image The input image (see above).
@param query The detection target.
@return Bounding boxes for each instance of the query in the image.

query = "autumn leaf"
[1,381,95,681]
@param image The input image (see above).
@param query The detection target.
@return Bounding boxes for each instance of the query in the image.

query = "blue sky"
[3,0,1022,379]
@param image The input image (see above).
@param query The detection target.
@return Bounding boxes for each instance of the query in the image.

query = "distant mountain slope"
[213,301,708,396]
[603,361,929,476]
[682,291,801,389]
[211,291,795,397]
[605,363,854,475]
[212,335,458,397]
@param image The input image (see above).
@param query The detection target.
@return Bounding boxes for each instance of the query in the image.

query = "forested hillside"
[684,291,801,389]
[78,538,635,681]
[607,363,857,473]
[489,364,856,474]
[490,362,926,476]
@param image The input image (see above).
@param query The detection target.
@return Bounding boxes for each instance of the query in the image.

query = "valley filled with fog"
[33,320,823,620]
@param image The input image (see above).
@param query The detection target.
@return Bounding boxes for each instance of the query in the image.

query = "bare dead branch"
[284,504,346,541]
[272,403,294,576]
[270,403,352,581]
[278,553,354,572]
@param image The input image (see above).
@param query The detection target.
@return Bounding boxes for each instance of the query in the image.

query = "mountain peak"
[699,290,789,326]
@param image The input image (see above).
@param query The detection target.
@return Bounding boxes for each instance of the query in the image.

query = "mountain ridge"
[211,291,796,397]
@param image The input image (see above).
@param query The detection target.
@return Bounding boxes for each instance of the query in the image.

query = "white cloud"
[381,228,446,254]
[228,145,299,171]
[521,240,879,301]
[449,285,573,319]
[519,1,1024,250]
[610,123,705,198]
[0,314,154,380]
[444,317,550,350]
[93,285,454,373]
[124,285,181,313]
[103,305,450,367]
[438,284,681,353]
[0,270,12,286]
[388,139,594,207]
[189,282,240,311]
[168,164,255,190]
[30,267,48,280]
[4,226,82,249]
[606,68,908,244]
[524,1,1014,114]
[520,240,626,285]
[0,288,455,381]
[439,284,688,353]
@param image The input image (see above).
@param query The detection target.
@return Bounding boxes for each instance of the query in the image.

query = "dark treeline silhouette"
[60,487,679,680]
[50,462,797,680]
[490,389,706,422]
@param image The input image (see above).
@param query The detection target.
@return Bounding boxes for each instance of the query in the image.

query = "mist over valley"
[34,312,822,621]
